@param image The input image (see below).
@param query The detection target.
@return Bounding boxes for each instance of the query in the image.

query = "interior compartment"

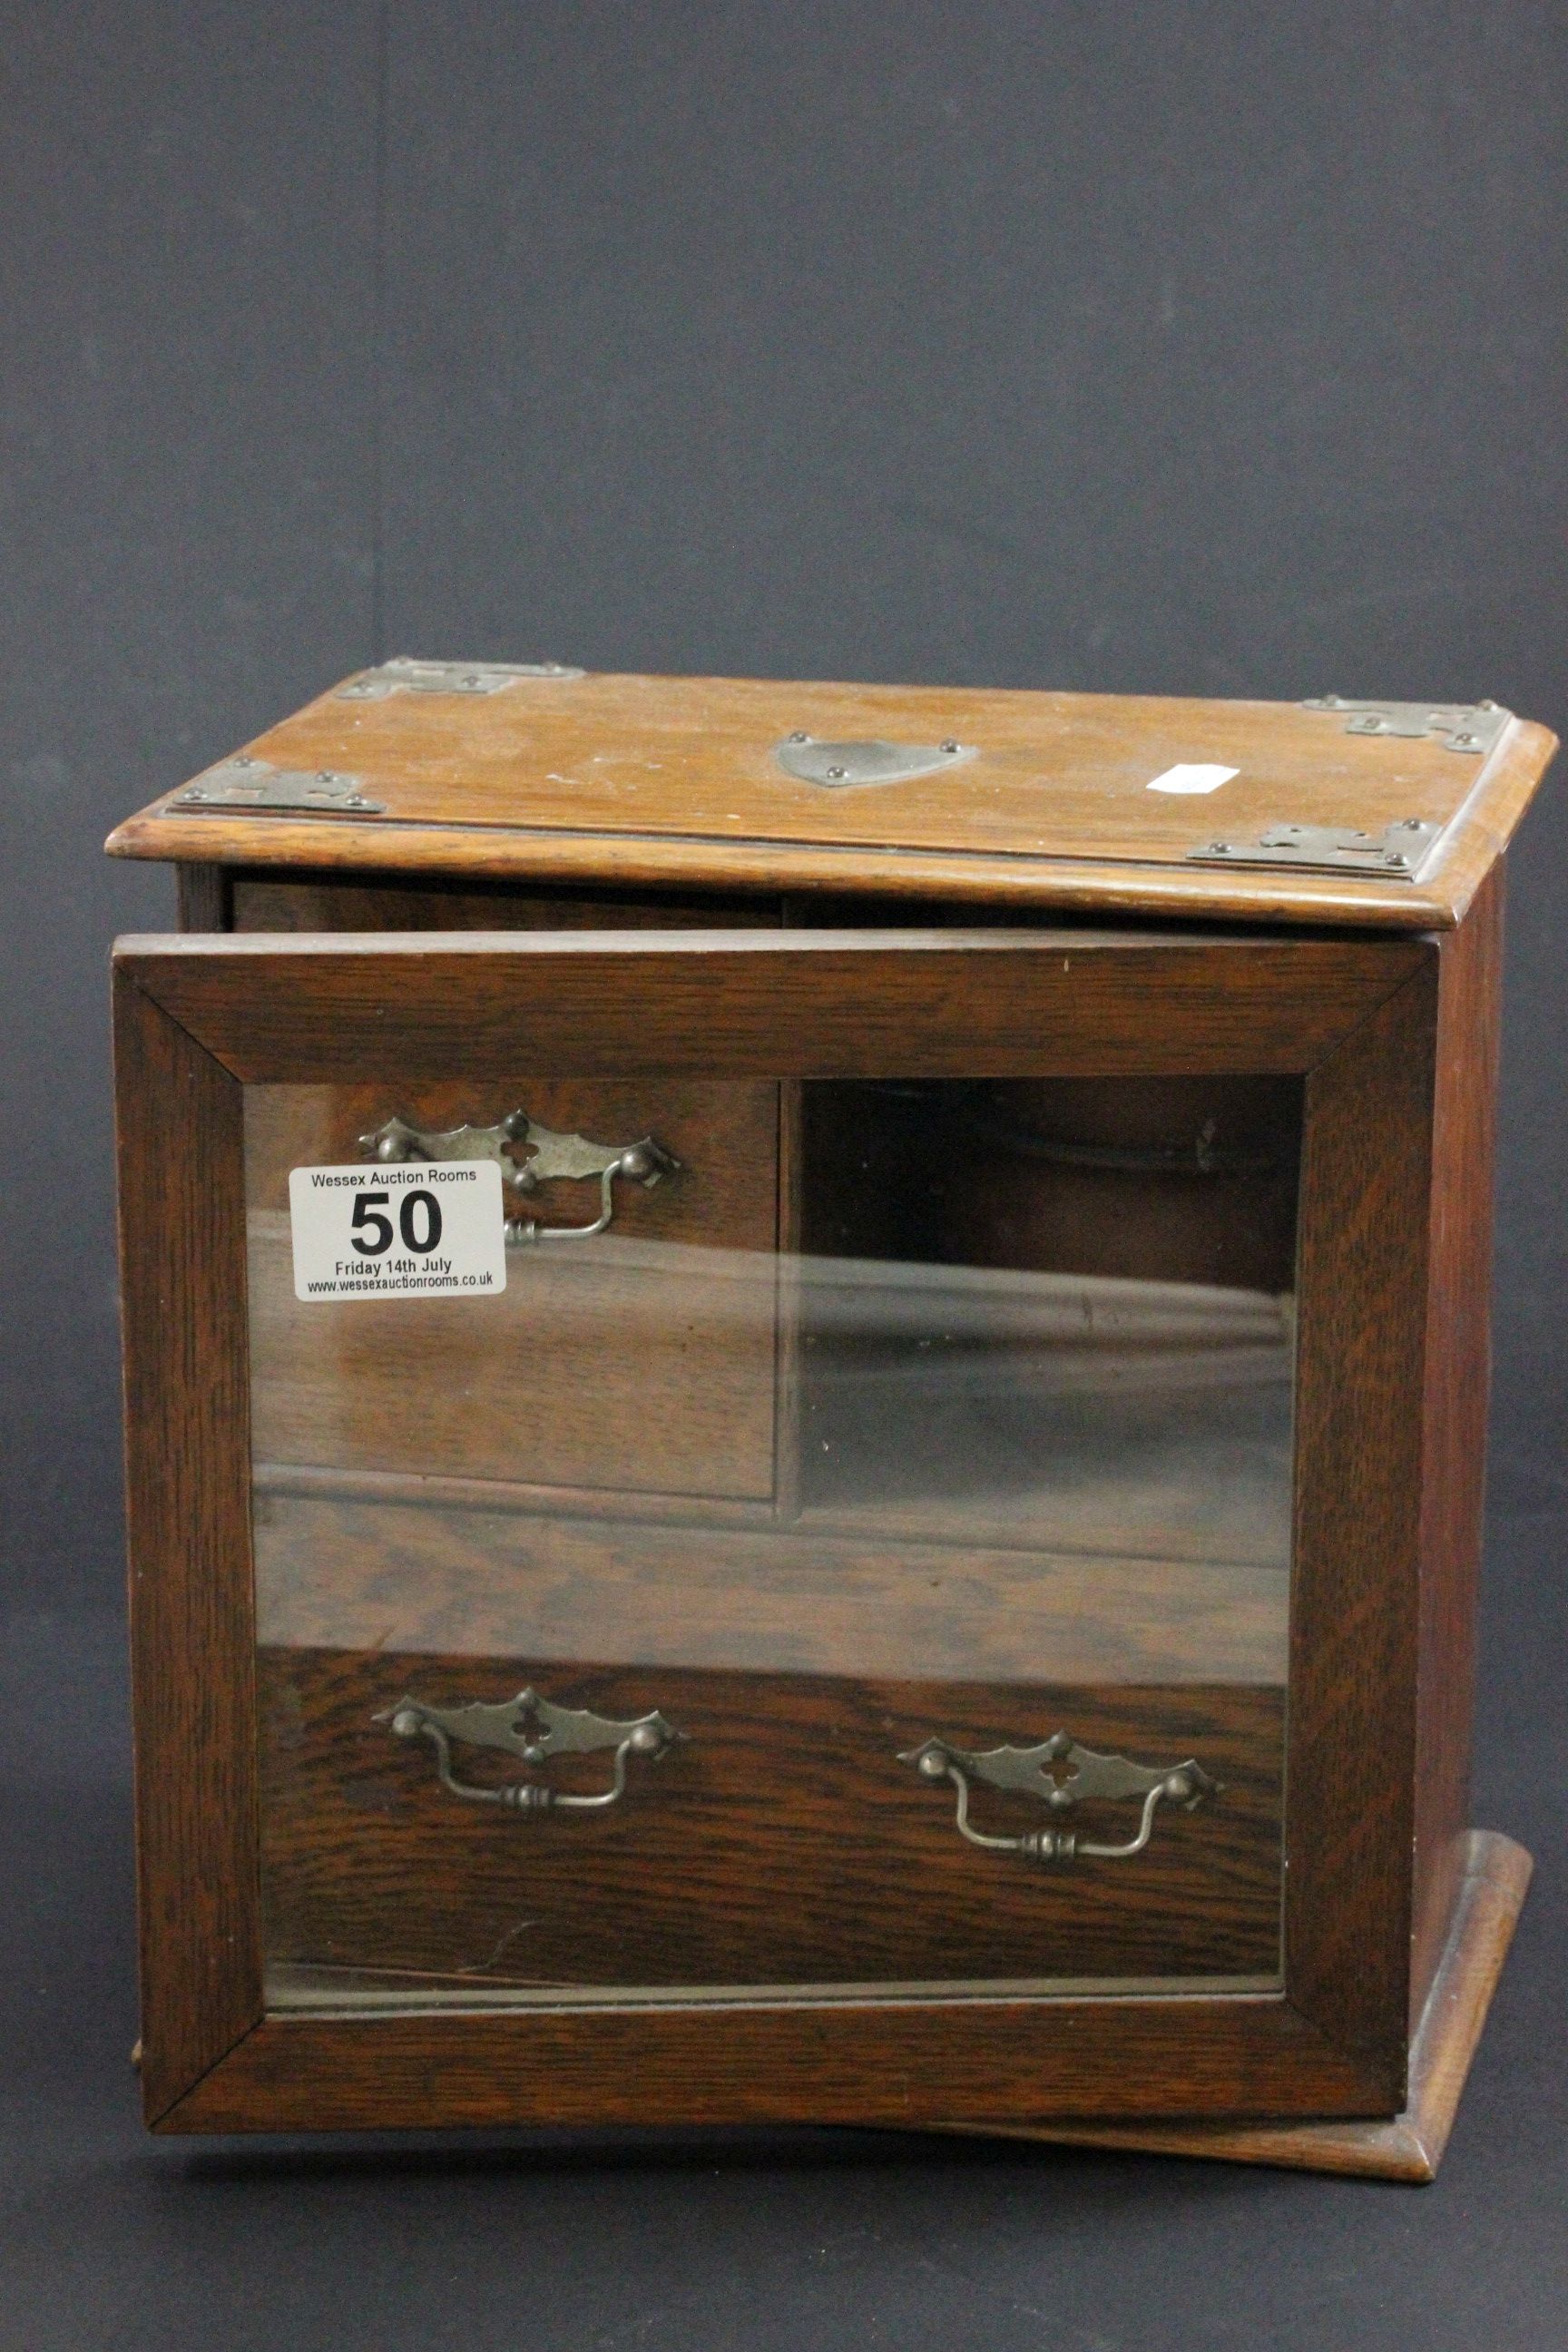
[796,1078,1301,1560]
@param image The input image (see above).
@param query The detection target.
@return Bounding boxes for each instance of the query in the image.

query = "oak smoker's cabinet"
[108,663,1554,2179]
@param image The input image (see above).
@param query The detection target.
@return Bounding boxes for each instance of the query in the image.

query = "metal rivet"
[940,739,960,754]
[1454,733,1476,748]
[235,755,254,767]
[825,765,846,779]
[787,730,809,743]
[1208,841,1230,854]
[1387,853,1409,869]
[1404,818,1425,830]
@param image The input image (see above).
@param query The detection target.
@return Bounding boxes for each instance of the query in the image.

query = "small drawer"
[260,1642,1283,2002]
[234,877,787,1504]
[255,1490,1285,2001]
[245,1078,782,1503]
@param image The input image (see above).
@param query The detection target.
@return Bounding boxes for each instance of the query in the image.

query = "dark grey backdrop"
[2,5,1563,2347]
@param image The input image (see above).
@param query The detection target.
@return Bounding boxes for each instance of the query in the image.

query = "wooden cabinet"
[107,663,1553,2174]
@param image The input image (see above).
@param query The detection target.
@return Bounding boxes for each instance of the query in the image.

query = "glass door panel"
[249,1071,1297,2009]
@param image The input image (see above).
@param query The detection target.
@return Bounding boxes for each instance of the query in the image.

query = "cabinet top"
[104,662,1556,928]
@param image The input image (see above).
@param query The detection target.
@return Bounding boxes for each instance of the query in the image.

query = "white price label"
[288,1162,508,1302]
[1145,762,1238,795]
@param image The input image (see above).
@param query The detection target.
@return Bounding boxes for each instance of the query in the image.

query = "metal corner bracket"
[170,756,383,816]
[1302,696,1510,755]
[1187,817,1442,879]
[338,657,584,699]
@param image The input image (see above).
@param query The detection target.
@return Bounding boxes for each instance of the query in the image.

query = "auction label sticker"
[1145,762,1238,795]
[289,1161,508,1301]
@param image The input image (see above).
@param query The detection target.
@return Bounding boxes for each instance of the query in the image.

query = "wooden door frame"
[113,925,1438,2132]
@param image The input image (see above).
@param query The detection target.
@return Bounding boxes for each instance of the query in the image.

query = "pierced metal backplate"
[775,735,975,789]
[359,1106,680,1243]
[1188,818,1441,878]
[377,1687,679,1816]
[337,657,584,699]
[362,1111,529,1179]
[1302,695,1509,754]
[171,757,383,815]
[900,1729,1219,1865]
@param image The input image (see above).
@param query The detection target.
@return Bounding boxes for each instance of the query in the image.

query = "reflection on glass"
[246,1076,1298,2009]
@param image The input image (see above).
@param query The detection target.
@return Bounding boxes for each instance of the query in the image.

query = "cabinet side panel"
[1409,864,1504,2025]
[177,863,231,931]
[113,969,261,2118]
[1290,962,1438,2092]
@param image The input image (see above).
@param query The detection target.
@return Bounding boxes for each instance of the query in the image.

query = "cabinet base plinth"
[939,1828,1531,2181]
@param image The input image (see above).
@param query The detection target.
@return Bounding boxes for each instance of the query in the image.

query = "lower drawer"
[260,1646,1284,1999]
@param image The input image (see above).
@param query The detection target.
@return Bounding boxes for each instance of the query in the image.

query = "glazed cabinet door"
[113,926,1438,2132]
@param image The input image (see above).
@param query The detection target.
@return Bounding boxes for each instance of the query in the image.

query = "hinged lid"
[105,664,1556,928]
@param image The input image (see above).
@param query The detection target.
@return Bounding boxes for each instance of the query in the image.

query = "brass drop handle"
[359,1108,680,1244]
[899,1729,1219,1865]
[377,1687,681,1815]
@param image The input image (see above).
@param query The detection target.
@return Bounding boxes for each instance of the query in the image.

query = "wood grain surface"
[1409,865,1504,2028]
[176,861,230,929]
[230,873,782,933]
[113,929,1427,1084]
[113,968,263,2122]
[949,1829,1532,2180]
[1288,964,1438,2080]
[106,668,1558,930]
[157,1986,1380,2135]
[250,1488,1289,1685]
[258,1649,1285,1992]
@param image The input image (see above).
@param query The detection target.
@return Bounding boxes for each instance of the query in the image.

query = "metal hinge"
[1188,817,1441,878]
[337,657,584,700]
[775,734,975,788]
[1302,696,1509,755]
[171,757,383,815]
